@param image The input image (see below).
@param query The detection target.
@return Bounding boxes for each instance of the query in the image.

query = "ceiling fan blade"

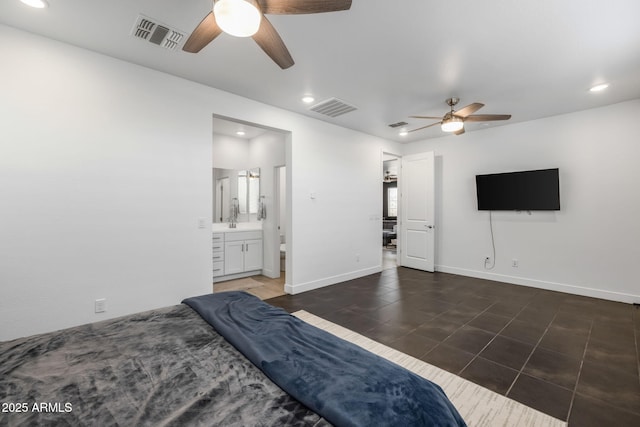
[454,127,466,136]
[182,12,224,53]
[410,115,444,120]
[408,122,441,133]
[252,15,294,69]
[454,103,484,118]
[464,114,512,122]
[258,0,352,14]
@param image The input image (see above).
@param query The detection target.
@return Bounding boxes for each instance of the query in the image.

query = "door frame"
[382,152,402,268]
[269,164,286,280]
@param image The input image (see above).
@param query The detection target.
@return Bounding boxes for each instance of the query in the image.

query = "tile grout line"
[457,300,533,376]
[504,307,558,397]
[564,318,594,425]
[419,298,500,359]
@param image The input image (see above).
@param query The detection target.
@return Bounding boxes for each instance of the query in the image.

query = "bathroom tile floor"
[267,268,640,426]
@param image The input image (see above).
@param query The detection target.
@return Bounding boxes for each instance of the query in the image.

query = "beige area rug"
[293,310,567,427]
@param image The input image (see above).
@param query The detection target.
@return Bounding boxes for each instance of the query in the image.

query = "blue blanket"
[183,292,466,427]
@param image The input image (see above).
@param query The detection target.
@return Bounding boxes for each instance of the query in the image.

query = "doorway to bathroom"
[382,153,400,270]
[211,114,290,293]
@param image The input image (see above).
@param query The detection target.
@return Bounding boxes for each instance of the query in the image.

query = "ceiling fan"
[182,0,352,69]
[409,98,512,135]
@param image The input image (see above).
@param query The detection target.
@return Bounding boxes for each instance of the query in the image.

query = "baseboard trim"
[285,265,382,295]
[212,270,262,283]
[437,265,639,304]
[261,267,277,279]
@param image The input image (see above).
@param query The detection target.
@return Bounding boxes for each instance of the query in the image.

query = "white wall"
[0,25,400,340]
[402,99,640,303]
[0,26,213,341]
[248,132,287,279]
[212,134,250,170]
[285,124,390,293]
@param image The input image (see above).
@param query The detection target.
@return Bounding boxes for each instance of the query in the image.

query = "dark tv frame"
[475,168,560,211]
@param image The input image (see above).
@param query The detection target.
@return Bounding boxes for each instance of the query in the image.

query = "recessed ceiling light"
[589,83,609,92]
[236,130,245,136]
[399,130,408,137]
[20,0,48,8]
[301,96,315,104]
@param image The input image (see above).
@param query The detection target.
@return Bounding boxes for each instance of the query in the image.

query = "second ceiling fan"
[182,0,352,69]
[409,98,512,135]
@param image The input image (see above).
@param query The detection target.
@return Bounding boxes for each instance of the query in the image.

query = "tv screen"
[476,168,560,211]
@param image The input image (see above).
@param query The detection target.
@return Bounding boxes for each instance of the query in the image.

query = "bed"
[0,292,466,426]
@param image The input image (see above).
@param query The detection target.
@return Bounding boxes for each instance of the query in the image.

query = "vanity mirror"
[213,167,260,223]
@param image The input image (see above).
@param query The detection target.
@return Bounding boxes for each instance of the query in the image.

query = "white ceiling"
[2,0,639,143]
[212,116,271,140]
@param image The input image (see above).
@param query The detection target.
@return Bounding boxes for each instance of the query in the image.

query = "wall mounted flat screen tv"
[476,168,560,211]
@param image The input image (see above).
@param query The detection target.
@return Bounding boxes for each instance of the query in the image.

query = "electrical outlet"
[512,259,519,268]
[95,299,106,313]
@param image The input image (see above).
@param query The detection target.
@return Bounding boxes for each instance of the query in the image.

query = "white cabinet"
[224,240,245,275]
[212,233,225,278]
[224,231,263,275]
[213,230,262,282]
[243,239,263,271]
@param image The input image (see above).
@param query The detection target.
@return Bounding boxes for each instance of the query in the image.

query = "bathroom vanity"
[212,223,263,283]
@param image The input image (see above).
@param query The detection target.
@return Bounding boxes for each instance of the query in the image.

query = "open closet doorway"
[382,153,400,270]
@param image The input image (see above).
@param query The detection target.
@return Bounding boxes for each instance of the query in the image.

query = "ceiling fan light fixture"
[441,117,464,132]
[213,0,261,38]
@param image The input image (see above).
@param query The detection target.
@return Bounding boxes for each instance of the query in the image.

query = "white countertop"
[212,222,263,233]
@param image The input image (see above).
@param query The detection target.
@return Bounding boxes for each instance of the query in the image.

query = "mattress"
[0,304,328,426]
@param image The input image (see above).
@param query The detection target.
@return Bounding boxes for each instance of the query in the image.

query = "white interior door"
[400,151,435,271]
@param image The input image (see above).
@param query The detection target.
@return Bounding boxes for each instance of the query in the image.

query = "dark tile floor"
[267,268,640,426]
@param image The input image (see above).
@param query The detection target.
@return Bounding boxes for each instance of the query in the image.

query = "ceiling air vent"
[309,98,357,118]
[388,121,408,128]
[131,14,185,51]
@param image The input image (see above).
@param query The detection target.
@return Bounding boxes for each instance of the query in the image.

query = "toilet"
[279,234,286,272]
